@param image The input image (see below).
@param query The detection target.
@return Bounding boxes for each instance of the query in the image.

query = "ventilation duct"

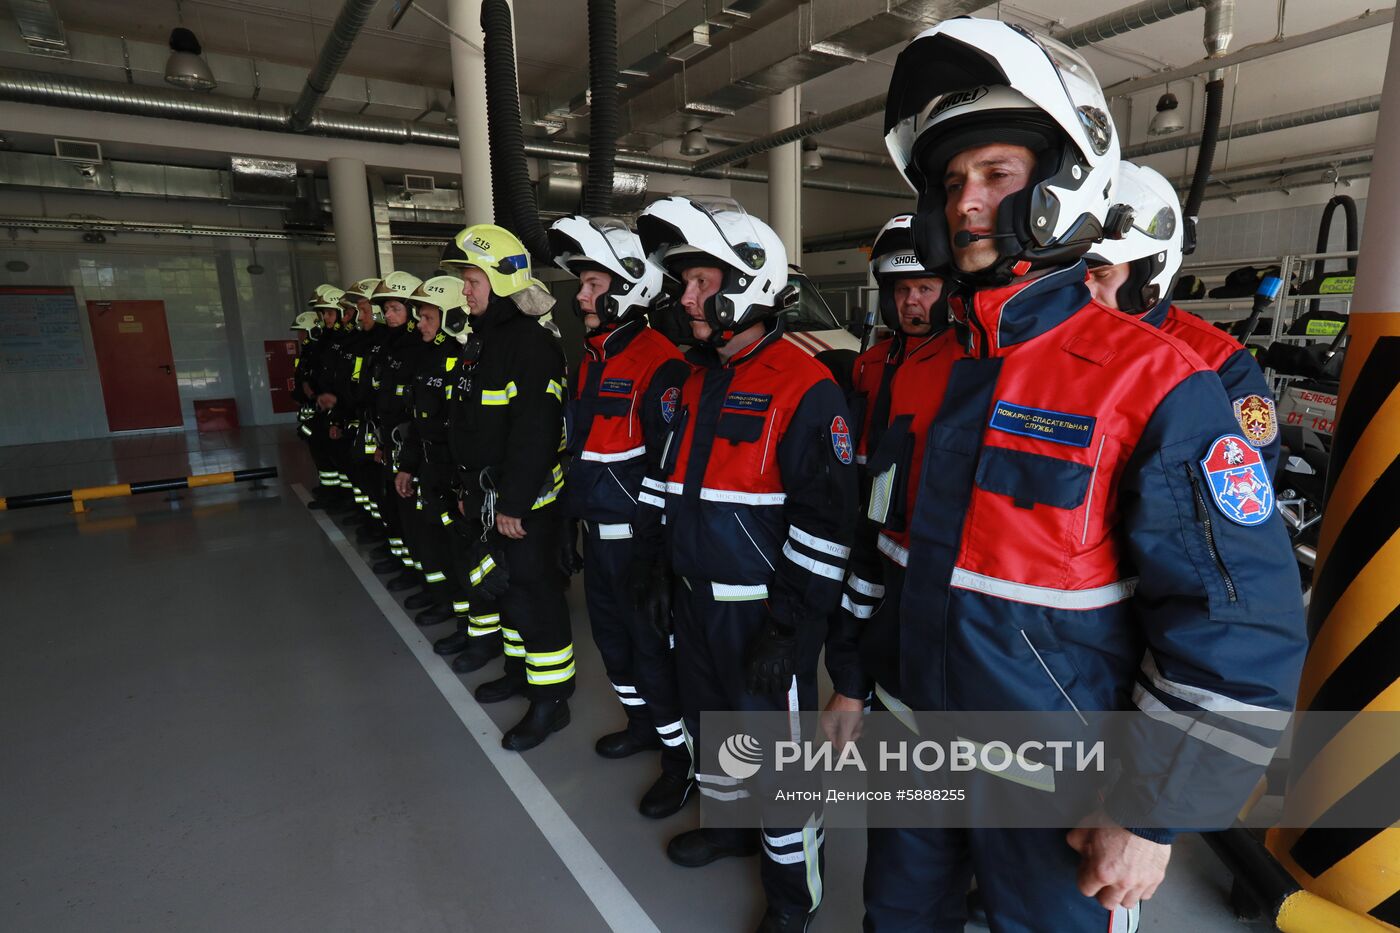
[288,0,379,132]
[229,157,299,205]
[7,0,69,58]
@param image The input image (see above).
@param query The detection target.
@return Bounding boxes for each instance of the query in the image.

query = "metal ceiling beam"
[1124,95,1382,158]
[1106,7,1395,99]
[625,0,994,140]
[0,66,913,199]
[288,0,380,132]
[686,0,1208,173]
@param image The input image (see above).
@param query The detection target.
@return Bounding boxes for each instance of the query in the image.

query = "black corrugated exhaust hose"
[1308,194,1359,315]
[1182,76,1225,255]
[582,0,619,216]
[480,0,553,264]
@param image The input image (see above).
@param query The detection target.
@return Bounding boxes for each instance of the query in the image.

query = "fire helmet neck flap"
[637,195,791,347]
[884,18,1122,285]
[548,215,664,329]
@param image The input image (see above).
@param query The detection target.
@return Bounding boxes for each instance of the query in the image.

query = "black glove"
[629,551,674,639]
[744,618,799,697]
[467,533,511,600]
[558,519,584,577]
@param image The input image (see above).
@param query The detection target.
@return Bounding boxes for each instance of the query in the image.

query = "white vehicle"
[779,270,860,356]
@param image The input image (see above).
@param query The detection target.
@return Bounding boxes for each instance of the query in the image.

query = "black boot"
[666,828,758,868]
[452,632,502,673]
[386,573,420,592]
[371,558,402,575]
[415,604,454,627]
[595,729,662,759]
[755,906,815,933]
[356,524,385,544]
[639,772,695,819]
[433,629,472,656]
[501,700,571,751]
[474,671,526,704]
[369,543,393,562]
[403,589,438,610]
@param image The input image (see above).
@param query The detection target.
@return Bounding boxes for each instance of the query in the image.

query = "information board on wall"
[0,286,87,372]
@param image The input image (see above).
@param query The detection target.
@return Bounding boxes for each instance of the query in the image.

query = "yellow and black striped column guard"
[1263,306,1400,929]
[0,467,278,513]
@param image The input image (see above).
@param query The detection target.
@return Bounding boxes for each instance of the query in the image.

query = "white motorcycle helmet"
[1084,161,1183,316]
[548,215,665,328]
[884,18,1123,282]
[870,213,946,333]
[637,195,791,346]
[371,271,424,323]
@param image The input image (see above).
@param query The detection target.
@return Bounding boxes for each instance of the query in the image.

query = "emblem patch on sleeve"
[1200,434,1274,526]
[1232,394,1278,447]
[831,415,854,465]
[660,386,680,424]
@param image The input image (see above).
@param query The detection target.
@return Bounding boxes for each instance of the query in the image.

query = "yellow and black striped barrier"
[0,467,278,513]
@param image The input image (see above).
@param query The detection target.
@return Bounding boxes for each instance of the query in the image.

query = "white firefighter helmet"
[636,195,790,346]
[884,18,1121,279]
[1084,161,1183,315]
[548,214,664,325]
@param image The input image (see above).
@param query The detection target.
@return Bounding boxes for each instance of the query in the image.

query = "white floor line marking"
[294,484,659,933]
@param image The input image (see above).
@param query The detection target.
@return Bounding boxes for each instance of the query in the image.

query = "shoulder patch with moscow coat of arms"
[1232,394,1278,447]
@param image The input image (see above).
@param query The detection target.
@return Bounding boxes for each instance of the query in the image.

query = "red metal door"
[265,339,300,414]
[86,300,183,431]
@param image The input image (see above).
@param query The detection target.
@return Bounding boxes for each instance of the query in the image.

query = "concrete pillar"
[768,86,802,266]
[1265,14,1400,929]
[448,0,493,223]
[327,156,378,282]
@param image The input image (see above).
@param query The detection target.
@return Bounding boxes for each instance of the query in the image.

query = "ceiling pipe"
[0,66,913,199]
[693,0,1212,174]
[288,0,380,133]
[1049,0,1209,47]
[1107,8,1394,99]
[1178,149,1373,190]
[1124,95,1382,158]
[1202,169,1370,202]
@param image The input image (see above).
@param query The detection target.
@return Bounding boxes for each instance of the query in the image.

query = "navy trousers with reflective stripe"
[863,826,1139,933]
[581,524,690,776]
[674,582,823,914]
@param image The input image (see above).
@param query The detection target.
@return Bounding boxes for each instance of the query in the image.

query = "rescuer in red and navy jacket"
[635,196,857,932]
[849,213,950,469]
[843,20,1308,933]
[548,215,696,821]
[1086,160,1282,475]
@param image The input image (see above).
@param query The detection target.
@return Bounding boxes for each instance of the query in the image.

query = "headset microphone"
[952,230,1018,248]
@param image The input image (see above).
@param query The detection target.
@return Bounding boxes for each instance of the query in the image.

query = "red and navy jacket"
[1145,302,1280,475]
[636,319,858,635]
[850,336,904,466]
[562,319,691,526]
[826,329,962,699]
[834,261,1306,838]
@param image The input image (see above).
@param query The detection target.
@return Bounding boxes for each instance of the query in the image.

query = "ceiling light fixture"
[680,118,709,157]
[165,26,216,91]
[1148,91,1185,137]
[802,141,823,172]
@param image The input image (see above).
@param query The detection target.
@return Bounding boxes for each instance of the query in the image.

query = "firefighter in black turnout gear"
[548,214,696,817]
[395,276,506,661]
[441,224,574,752]
[635,196,858,933]
[340,277,393,542]
[304,285,355,509]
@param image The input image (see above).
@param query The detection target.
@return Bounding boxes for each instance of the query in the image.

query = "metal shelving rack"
[1175,249,1355,401]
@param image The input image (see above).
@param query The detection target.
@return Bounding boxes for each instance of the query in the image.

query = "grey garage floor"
[0,426,1265,932]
